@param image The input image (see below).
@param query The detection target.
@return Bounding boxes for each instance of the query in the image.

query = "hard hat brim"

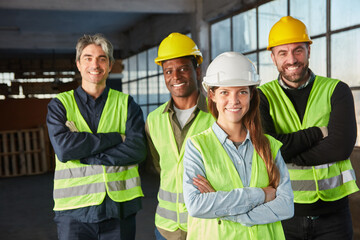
[202,80,260,93]
[267,39,313,50]
[155,53,203,66]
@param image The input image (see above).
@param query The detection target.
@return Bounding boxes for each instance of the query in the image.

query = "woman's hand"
[193,174,216,193]
[262,186,276,203]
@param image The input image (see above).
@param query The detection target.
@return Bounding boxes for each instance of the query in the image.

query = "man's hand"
[193,174,215,193]
[121,134,126,142]
[319,126,328,139]
[65,121,79,132]
[262,186,276,203]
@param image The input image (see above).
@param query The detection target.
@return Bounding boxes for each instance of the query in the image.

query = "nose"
[230,93,240,104]
[91,59,100,68]
[172,69,181,80]
[287,52,298,65]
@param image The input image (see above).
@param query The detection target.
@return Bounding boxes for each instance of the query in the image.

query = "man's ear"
[76,60,81,72]
[196,66,202,80]
[270,51,276,65]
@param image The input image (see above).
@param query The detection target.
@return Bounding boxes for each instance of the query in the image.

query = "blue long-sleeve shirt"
[46,86,146,223]
[183,122,294,227]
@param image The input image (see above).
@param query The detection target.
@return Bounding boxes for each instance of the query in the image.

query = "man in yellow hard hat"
[145,32,214,240]
[258,16,358,240]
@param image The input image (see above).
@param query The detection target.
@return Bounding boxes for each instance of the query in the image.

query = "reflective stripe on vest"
[53,89,143,211]
[158,188,185,204]
[156,206,188,224]
[147,100,214,232]
[187,128,285,240]
[259,76,359,203]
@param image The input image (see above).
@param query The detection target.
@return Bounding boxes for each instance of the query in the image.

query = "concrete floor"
[1,169,359,240]
[350,193,360,239]
[0,171,159,240]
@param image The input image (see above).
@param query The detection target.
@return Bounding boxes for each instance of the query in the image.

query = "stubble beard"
[281,62,309,84]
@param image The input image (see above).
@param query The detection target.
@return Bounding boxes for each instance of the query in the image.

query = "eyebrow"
[277,46,304,54]
[293,46,304,51]
[163,64,190,71]
[219,87,249,91]
[277,49,287,54]
[82,54,108,58]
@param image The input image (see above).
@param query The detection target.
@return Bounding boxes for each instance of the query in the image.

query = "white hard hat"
[203,52,260,92]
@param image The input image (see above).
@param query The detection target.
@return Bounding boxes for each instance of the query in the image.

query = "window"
[0,71,75,99]
[233,9,257,53]
[121,46,170,119]
[258,0,287,50]
[210,0,360,146]
[211,19,231,59]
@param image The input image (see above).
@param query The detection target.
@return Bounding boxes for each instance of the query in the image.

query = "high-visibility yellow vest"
[259,76,359,203]
[147,101,214,232]
[53,89,144,211]
[187,128,285,240]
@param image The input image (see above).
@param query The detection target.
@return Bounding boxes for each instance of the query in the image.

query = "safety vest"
[187,128,285,240]
[147,101,214,232]
[259,76,359,203]
[53,89,144,211]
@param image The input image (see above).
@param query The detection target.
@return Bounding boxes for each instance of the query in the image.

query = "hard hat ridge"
[155,32,203,66]
[202,52,260,92]
[267,16,312,50]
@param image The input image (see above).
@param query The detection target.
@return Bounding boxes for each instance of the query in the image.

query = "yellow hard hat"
[267,16,312,50]
[154,32,203,66]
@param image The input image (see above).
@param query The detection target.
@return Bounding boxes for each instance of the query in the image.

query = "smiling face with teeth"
[210,86,251,129]
[162,57,200,108]
[271,42,311,89]
[76,44,113,89]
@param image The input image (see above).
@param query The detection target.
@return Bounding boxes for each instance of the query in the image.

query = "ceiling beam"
[0,0,195,13]
[0,32,122,50]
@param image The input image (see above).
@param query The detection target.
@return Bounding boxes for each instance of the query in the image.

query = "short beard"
[280,63,309,84]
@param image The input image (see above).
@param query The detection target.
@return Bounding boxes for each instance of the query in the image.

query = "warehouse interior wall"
[0,98,50,131]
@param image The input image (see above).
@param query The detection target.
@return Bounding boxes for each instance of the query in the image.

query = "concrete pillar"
[194,0,211,76]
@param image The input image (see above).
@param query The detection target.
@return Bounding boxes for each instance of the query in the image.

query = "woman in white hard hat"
[183,52,294,239]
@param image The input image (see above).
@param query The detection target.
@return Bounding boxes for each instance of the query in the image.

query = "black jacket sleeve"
[259,89,323,162]
[46,98,122,162]
[259,82,357,166]
[81,95,147,166]
[289,82,357,166]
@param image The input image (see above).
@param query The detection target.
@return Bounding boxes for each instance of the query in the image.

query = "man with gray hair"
[47,33,146,239]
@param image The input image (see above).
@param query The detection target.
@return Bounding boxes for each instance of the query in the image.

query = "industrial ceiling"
[0,0,195,60]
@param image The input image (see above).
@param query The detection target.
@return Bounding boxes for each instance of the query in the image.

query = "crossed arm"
[258,82,357,166]
[193,175,277,203]
[183,139,294,227]
[46,96,146,166]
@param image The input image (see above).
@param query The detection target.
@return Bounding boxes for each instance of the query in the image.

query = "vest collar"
[162,92,208,114]
[278,69,316,90]
[211,122,251,146]
[76,86,109,104]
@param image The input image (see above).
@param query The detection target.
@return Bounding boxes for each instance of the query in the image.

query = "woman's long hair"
[208,86,280,187]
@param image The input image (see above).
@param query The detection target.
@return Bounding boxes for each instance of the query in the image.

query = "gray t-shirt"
[173,104,197,129]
